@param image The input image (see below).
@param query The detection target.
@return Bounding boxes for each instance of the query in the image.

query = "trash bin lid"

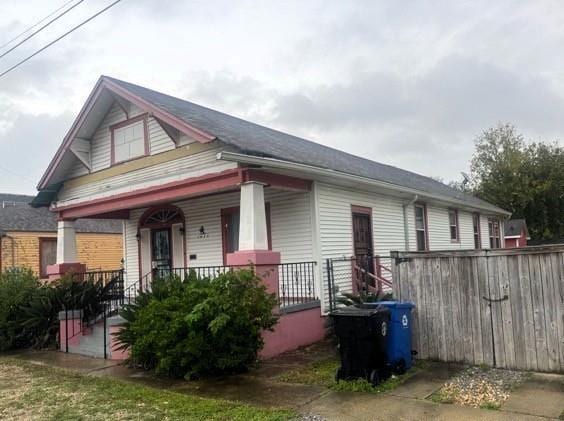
[330,306,388,317]
[379,301,414,309]
[360,301,415,309]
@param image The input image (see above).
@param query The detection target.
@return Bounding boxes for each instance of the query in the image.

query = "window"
[221,204,272,264]
[488,219,501,248]
[39,238,57,278]
[111,116,147,164]
[473,213,481,249]
[414,204,428,251]
[448,209,459,242]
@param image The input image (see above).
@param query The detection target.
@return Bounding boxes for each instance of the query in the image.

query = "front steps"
[59,312,128,360]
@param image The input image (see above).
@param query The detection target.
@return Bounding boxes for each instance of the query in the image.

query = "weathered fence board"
[392,245,564,373]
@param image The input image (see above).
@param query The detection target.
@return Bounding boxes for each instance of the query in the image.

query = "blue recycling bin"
[359,301,414,373]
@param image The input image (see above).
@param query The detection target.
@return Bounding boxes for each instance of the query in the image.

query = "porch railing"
[63,269,125,358]
[277,262,318,308]
[132,262,318,309]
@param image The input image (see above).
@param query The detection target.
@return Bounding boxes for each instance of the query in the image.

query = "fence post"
[65,307,69,353]
[326,259,333,312]
[103,303,107,360]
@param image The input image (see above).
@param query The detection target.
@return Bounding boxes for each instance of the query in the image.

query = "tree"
[469,123,564,241]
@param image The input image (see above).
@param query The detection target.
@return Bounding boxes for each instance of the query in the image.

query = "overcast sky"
[1,0,564,195]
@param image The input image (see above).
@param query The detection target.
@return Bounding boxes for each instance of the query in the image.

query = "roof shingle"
[105,76,507,214]
[0,194,122,233]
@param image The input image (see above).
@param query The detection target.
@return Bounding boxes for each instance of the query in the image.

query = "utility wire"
[0,0,123,80]
[0,164,37,185]
[0,0,78,51]
[0,0,85,60]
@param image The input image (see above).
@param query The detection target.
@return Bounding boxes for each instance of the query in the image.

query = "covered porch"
[49,168,323,344]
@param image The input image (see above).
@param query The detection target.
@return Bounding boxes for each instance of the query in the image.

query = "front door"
[152,228,172,275]
[352,211,374,277]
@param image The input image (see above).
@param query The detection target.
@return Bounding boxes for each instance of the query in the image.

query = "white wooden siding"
[316,183,407,310]
[68,101,176,178]
[91,103,126,172]
[148,116,175,155]
[425,206,475,250]
[124,208,143,286]
[315,183,504,310]
[57,148,236,205]
[122,189,314,287]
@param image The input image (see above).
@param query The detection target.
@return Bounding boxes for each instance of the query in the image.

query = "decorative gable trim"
[38,76,217,190]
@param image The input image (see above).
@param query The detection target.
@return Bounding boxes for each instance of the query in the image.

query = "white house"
[34,76,509,358]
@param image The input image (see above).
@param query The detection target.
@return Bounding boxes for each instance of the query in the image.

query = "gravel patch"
[432,366,530,409]
[297,415,326,421]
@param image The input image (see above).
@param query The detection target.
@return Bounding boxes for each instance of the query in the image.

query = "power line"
[0,0,85,60]
[0,0,78,51]
[0,164,37,185]
[0,0,123,80]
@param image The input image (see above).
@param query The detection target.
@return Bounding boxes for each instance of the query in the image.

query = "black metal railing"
[63,269,124,358]
[152,265,235,281]
[61,261,319,358]
[137,262,319,309]
[277,261,318,308]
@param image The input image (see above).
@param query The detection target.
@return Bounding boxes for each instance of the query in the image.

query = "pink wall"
[260,307,326,359]
[109,325,129,361]
[59,317,82,349]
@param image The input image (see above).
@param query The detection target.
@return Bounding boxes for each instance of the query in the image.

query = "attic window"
[111,115,148,164]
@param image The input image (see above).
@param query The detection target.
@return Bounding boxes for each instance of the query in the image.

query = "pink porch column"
[226,250,281,294]
[47,219,86,281]
[227,181,324,359]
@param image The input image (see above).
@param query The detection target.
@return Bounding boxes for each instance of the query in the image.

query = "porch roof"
[53,168,311,219]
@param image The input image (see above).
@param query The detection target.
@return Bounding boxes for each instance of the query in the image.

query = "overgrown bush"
[116,269,278,378]
[0,268,41,351]
[0,268,107,351]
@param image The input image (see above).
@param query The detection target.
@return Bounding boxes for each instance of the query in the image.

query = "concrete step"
[66,320,111,359]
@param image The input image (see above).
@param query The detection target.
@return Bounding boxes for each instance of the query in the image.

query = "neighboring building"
[504,219,530,248]
[0,193,122,278]
[33,76,509,358]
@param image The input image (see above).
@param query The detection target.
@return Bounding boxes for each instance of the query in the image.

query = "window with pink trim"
[110,115,148,164]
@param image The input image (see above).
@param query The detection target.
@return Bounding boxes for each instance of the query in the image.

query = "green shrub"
[0,268,41,351]
[116,269,278,378]
[0,268,108,351]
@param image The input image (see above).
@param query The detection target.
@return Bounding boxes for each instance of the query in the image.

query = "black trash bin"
[330,305,391,385]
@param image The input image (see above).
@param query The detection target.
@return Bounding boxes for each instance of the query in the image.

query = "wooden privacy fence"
[391,245,564,373]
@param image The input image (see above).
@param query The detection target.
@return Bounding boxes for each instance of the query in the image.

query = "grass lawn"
[0,357,295,421]
[278,357,422,393]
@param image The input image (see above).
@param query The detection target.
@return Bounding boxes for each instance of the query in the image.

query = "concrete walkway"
[12,350,564,420]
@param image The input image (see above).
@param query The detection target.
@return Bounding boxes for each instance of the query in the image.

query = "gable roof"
[38,75,509,215]
[0,194,122,233]
[504,219,529,238]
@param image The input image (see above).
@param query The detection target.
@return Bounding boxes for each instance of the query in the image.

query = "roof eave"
[217,151,512,216]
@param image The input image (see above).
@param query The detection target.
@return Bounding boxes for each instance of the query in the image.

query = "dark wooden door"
[353,213,373,257]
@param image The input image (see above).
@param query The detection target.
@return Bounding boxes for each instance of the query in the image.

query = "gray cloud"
[0,111,74,194]
[2,0,564,193]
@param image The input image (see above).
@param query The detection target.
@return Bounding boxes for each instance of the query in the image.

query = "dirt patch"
[430,366,530,409]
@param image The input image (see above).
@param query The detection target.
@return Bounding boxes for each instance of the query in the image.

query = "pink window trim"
[110,113,150,165]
